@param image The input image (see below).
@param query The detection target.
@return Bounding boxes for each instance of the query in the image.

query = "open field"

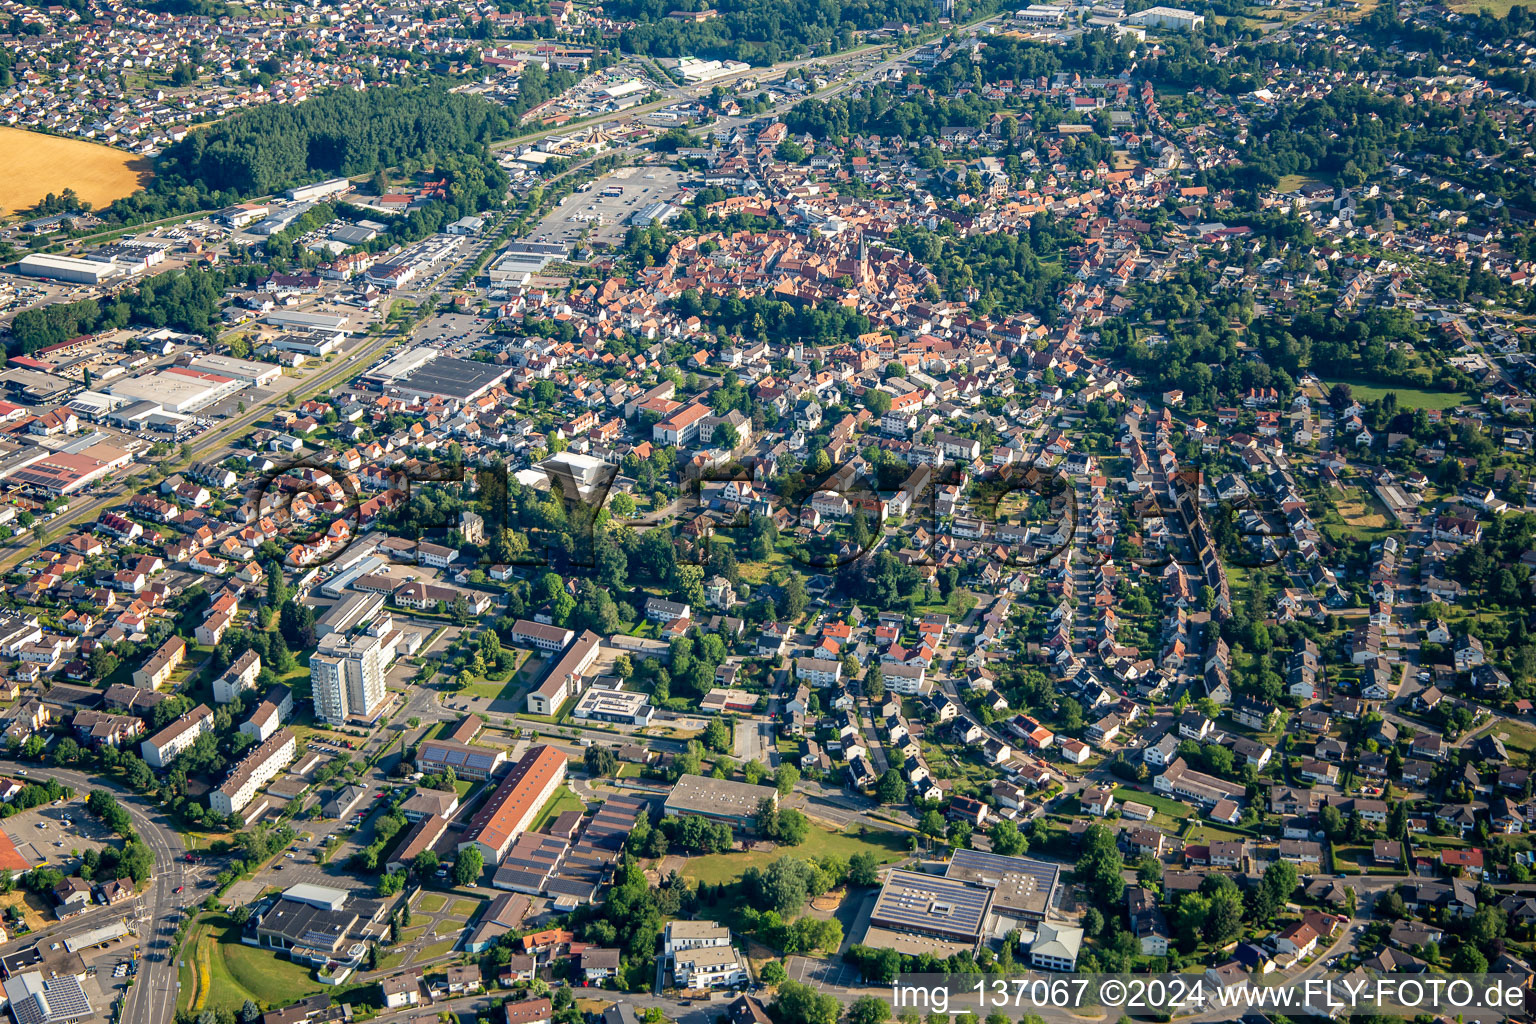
[1322,379,1469,411]
[681,824,909,885]
[1448,0,1523,13]
[0,890,50,931]
[1276,174,1329,193]
[420,937,458,959]
[179,916,327,1013]
[1335,489,1388,530]
[0,128,153,217]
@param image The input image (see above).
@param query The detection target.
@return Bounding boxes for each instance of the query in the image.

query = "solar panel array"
[42,976,92,1022]
[870,869,991,941]
[487,792,655,901]
[493,833,570,893]
[551,792,654,899]
[944,847,1061,916]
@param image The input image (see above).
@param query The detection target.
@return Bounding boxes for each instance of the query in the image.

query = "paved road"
[0,761,188,1024]
[0,326,404,575]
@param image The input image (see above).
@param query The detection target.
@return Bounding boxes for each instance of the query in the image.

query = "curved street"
[0,760,188,1024]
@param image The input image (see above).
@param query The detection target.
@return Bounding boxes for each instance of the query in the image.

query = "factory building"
[13,254,123,285]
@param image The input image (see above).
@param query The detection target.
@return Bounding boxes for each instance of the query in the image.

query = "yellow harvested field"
[0,128,152,217]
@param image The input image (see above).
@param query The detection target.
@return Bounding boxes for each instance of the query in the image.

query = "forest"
[610,0,967,63]
[103,85,515,228]
[7,262,268,354]
[157,86,511,197]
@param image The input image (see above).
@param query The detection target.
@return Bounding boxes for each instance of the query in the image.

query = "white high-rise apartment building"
[310,631,385,727]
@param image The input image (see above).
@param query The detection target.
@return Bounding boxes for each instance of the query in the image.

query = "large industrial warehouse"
[12,253,124,285]
[364,347,513,402]
[107,366,244,413]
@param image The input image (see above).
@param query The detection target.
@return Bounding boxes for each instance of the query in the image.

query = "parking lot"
[3,797,117,872]
[414,311,487,348]
[527,166,690,246]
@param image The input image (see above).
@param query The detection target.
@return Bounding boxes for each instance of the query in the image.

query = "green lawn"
[617,763,643,778]
[419,938,458,960]
[529,786,585,831]
[1185,824,1251,844]
[462,651,542,701]
[179,917,327,1013]
[454,778,477,799]
[682,824,909,886]
[1112,788,1189,818]
[450,898,482,919]
[462,658,530,701]
[417,892,447,914]
[1276,173,1330,193]
[377,949,409,972]
[1485,722,1536,756]
[1322,379,1469,411]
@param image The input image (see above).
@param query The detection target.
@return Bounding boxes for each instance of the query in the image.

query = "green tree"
[771,980,840,1024]
[847,997,891,1024]
[453,846,484,886]
[990,819,1027,857]
[584,744,619,777]
[876,769,907,804]
[849,852,881,887]
[703,717,733,753]
[775,765,799,795]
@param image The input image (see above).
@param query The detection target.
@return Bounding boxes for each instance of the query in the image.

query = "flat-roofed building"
[571,687,654,726]
[15,253,122,285]
[310,630,386,727]
[254,896,358,953]
[461,745,569,864]
[663,774,776,829]
[2,970,94,1023]
[944,848,1061,923]
[316,592,387,638]
[188,355,283,387]
[870,869,992,948]
[1124,4,1204,29]
[672,945,747,989]
[664,920,732,955]
[700,688,759,714]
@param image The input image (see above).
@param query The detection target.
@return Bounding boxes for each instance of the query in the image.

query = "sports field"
[0,127,152,217]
